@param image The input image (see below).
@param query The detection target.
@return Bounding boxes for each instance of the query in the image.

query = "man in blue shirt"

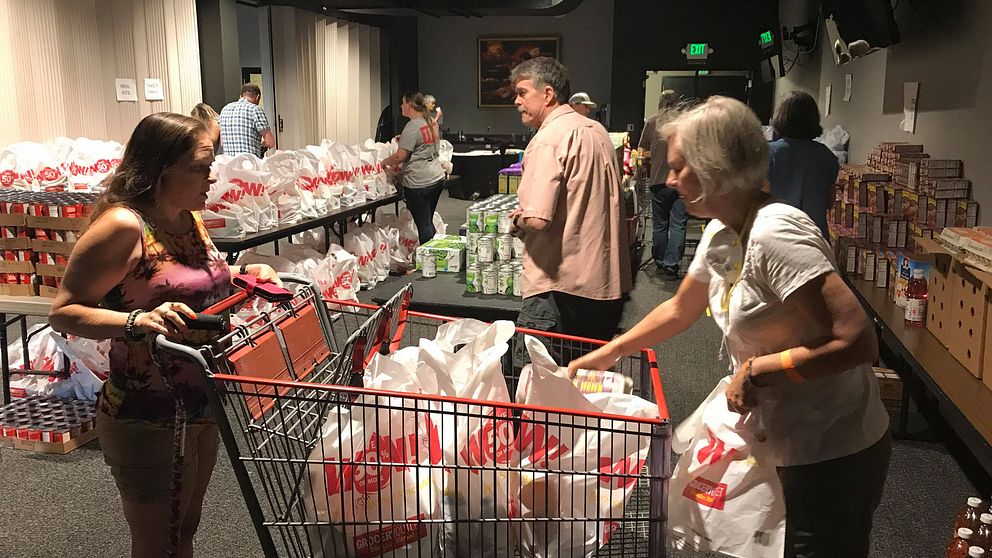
[768,91,840,239]
[218,84,276,157]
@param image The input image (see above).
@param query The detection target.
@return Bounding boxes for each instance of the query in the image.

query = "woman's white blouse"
[687,203,889,466]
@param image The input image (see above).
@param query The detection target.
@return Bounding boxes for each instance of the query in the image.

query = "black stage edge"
[363,272,521,322]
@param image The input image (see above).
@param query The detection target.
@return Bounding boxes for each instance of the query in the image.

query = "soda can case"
[0,395,98,453]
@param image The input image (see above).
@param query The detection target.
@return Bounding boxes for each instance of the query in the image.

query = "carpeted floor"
[0,193,981,557]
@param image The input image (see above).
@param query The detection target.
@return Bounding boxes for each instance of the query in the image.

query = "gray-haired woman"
[569,96,890,558]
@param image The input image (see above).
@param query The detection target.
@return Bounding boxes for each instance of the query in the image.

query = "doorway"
[644,70,752,120]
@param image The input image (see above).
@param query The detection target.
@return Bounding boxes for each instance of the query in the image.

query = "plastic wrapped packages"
[263,150,311,224]
[5,326,109,401]
[344,229,380,289]
[0,142,66,190]
[63,137,123,191]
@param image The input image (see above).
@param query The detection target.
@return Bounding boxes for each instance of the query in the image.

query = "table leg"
[1,313,9,404]
[226,251,239,265]
[324,226,331,252]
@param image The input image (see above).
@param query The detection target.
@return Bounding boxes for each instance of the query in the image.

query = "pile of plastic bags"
[203,139,399,239]
[0,137,123,191]
[7,326,110,401]
[303,324,659,558]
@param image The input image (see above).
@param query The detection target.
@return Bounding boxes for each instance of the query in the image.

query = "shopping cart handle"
[153,334,211,370]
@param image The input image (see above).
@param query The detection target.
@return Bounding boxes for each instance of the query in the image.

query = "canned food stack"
[0,191,96,296]
[464,195,524,297]
[0,395,98,453]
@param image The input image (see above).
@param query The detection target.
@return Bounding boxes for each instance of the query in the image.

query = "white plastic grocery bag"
[203,174,247,238]
[344,230,379,289]
[262,150,308,224]
[214,154,278,233]
[416,320,517,558]
[313,244,359,303]
[64,137,123,191]
[667,377,785,558]
[303,346,443,558]
[47,334,107,401]
[514,336,659,558]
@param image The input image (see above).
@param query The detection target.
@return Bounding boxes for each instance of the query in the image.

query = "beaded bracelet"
[125,309,145,341]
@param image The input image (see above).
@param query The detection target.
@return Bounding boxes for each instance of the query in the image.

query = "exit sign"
[684,42,711,61]
[760,30,774,47]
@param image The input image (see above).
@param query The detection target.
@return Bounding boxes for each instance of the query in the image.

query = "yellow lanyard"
[719,206,760,313]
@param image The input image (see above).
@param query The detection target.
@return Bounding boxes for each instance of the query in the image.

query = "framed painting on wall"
[478,36,560,108]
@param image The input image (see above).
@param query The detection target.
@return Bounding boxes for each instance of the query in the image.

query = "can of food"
[481,264,498,295]
[466,251,477,268]
[497,210,513,234]
[498,265,513,296]
[465,264,480,293]
[512,236,526,259]
[477,234,495,263]
[484,210,500,233]
[496,234,513,261]
[466,231,480,254]
[513,265,523,297]
[422,253,437,278]
[467,207,482,233]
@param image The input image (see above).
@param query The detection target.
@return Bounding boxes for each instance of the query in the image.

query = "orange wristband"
[780,349,804,383]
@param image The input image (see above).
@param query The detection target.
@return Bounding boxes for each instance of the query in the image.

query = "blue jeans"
[403,180,445,245]
[650,184,687,268]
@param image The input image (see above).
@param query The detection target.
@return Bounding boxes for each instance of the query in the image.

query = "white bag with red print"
[202,170,247,238]
[64,137,123,191]
[214,154,278,233]
[344,230,379,289]
[667,377,785,558]
[0,142,65,190]
[514,335,660,558]
[296,149,335,214]
[379,209,419,267]
[417,319,517,558]
[262,150,308,224]
[303,347,443,558]
[6,326,60,398]
[313,244,359,303]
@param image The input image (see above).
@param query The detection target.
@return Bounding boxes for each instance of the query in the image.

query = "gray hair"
[510,57,570,105]
[661,96,769,199]
[658,89,678,110]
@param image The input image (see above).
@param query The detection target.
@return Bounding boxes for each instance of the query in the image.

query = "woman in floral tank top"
[49,113,279,558]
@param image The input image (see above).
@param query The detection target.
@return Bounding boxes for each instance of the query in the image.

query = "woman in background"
[381,91,446,244]
[767,91,840,239]
[190,103,221,153]
[424,94,444,128]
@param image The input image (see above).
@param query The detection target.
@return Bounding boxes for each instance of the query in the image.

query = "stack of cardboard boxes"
[0,191,94,297]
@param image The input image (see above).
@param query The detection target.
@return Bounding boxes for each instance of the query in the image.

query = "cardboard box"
[24,215,85,231]
[36,284,59,298]
[31,239,74,256]
[927,251,954,348]
[0,213,27,227]
[947,262,991,378]
[35,263,67,278]
[0,260,34,274]
[0,237,32,250]
[0,283,36,296]
[874,367,903,401]
[415,235,466,273]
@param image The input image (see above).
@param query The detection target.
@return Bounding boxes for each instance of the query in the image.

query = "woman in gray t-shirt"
[382,92,446,244]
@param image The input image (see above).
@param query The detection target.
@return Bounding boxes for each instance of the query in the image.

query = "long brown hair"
[403,91,440,146]
[90,112,206,222]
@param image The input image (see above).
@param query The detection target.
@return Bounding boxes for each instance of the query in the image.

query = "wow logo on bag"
[323,413,442,496]
[458,408,515,472]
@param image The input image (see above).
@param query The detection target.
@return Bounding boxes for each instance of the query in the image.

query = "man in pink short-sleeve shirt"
[509,57,632,351]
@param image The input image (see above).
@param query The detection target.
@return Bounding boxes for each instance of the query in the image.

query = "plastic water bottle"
[904,268,928,327]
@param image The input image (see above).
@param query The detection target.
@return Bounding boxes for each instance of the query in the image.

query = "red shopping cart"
[156,275,671,558]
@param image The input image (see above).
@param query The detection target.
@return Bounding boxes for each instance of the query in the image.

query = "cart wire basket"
[156,276,671,558]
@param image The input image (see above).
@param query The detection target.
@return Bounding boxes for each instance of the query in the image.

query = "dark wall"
[385,17,420,135]
[611,1,778,134]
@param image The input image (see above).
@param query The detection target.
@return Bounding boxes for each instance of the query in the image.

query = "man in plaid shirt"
[218,83,275,157]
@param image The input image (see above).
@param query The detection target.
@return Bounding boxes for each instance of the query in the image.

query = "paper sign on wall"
[901,82,919,133]
[144,78,164,101]
[115,79,138,102]
[843,74,852,102]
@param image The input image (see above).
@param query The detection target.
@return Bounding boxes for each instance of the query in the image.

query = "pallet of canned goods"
[0,395,98,454]
[416,235,466,275]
